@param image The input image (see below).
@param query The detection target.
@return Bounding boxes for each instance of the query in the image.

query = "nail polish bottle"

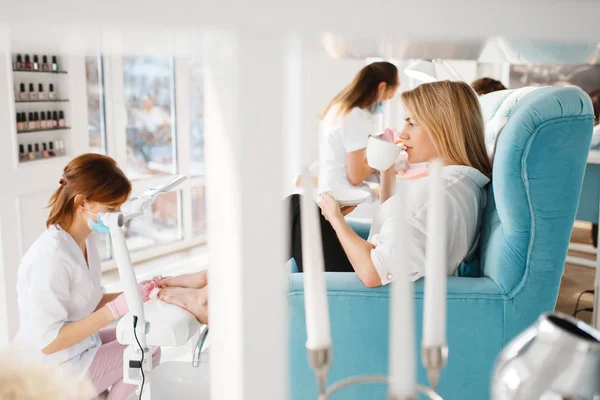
[52,111,58,128]
[28,83,37,100]
[15,54,23,70]
[51,56,58,72]
[48,141,55,157]
[19,144,27,162]
[18,113,25,131]
[59,140,66,156]
[42,143,50,158]
[19,83,28,101]
[24,55,32,70]
[33,55,39,71]
[48,84,57,100]
[21,113,27,130]
[58,111,66,127]
[38,83,46,100]
[28,112,35,130]
[27,144,35,160]
[42,55,49,71]
[40,112,46,129]
[34,143,42,159]
[34,112,41,129]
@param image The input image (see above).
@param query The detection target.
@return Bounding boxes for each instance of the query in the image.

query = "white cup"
[367,136,402,171]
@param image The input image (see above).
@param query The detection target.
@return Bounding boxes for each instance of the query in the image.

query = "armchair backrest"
[478,86,593,328]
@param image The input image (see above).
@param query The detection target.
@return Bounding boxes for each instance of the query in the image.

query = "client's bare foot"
[156,270,208,289]
[158,287,209,324]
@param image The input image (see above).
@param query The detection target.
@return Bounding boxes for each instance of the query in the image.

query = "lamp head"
[492,312,600,399]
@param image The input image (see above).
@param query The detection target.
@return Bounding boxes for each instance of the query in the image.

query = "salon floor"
[559,221,596,325]
[100,223,596,363]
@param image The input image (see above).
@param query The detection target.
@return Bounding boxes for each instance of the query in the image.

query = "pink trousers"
[88,329,161,400]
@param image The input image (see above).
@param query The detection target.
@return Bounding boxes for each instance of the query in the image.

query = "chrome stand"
[308,347,332,399]
[421,345,448,392]
[308,345,445,400]
[318,375,442,400]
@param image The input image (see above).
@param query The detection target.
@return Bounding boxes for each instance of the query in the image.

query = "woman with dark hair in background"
[471,77,506,95]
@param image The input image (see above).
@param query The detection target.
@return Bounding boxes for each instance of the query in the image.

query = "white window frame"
[99,55,206,271]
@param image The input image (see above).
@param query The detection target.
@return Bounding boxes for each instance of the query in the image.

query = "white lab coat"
[318,106,376,193]
[318,106,381,218]
[15,225,104,377]
[368,165,490,285]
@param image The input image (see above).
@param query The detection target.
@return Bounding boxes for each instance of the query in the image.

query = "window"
[189,57,205,176]
[125,190,183,252]
[85,55,207,266]
[123,57,177,180]
[86,56,107,154]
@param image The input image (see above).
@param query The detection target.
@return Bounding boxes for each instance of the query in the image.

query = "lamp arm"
[436,59,464,81]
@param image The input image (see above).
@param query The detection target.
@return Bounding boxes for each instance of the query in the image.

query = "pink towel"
[399,167,429,180]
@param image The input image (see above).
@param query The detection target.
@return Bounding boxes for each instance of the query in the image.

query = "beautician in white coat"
[15,154,160,400]
[318,61,399,217]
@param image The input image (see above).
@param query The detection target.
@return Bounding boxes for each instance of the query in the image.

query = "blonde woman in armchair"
[155,81,492,322]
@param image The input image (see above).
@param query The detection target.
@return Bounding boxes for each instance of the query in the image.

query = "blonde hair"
[321,61,399,119]
[0,346,96,400]
[401,81,492,178]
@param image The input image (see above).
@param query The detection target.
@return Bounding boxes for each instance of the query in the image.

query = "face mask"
[86,204,111,235]
[370,100,384,115]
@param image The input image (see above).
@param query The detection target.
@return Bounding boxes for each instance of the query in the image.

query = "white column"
[0,24,18,347]
[103,54,127,167]
[174,56,194,241]
[204,29,287,400]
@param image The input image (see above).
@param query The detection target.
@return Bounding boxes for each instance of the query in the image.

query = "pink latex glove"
[379,128,396,143]
[106,281,157,320]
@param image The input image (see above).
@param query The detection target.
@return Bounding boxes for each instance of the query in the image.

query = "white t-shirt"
[318,106,376,193]
[15,225,104,377]
[367,165,490,285]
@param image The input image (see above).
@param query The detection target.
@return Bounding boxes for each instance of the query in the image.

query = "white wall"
[0,27,90,344]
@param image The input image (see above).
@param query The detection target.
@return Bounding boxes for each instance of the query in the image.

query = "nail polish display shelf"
[15,99,69,103]
[19,155,68,167]
[13,69,68,74]
[17,127,71,134]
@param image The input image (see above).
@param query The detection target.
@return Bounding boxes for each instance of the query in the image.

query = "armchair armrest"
[287,272,507,400]
[288,272,506,299]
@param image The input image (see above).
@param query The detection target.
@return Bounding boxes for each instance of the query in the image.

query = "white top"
[318,106,376,193]
[15,225,104,377]
[367,165,490,285]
